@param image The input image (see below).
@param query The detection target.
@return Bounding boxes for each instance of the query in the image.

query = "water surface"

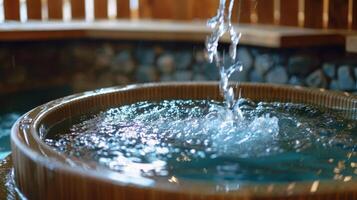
[45,99,357,184]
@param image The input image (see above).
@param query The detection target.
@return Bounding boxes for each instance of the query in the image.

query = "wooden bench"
[0,0,356,48]
[347,35,357,53]
[0,20,348,48]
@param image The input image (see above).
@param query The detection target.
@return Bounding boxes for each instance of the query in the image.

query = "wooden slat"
[280,0,298,26]
[192,0,218,20]
[175,0,193,20]
[94,0,108,19]
[0,31,85,41]
[83,22,346,47]
[27,0,42,20]
[352,0,357,30]
[256,0,274,24]
[304,0,323,28]
[237,0,251,23]
[138,0,251,22]
[4,0,20,21]
[139,0,152,18]
[117,0,130,18]
[71,0,85,19]
[48,0,63,19]
[138,0,192,20]
[150,0,174,19]
[328,0,349,29]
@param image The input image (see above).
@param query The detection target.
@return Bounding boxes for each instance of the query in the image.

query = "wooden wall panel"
[138,0,190,20]
[351,0,357,30]
[71,0,85,19]
[139,0,151,18]
[304,0,323,28]
[328,0,349,29]
[177,0,194,20]
[48,0,63,19]
[237,0,251,23]
[138,0,251,22]
[192,0,218,20]
[117,0,130,18]
[138,0,251,23]
[27,0,42,20]
[280,0,298,26]
[150,0,175,19]
[256,0,274,24]
[4,0,20,21]
[94,0,108,19]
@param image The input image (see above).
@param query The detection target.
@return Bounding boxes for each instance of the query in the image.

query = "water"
[0,113,21,160]
[206,0,243,112]
[45,100,357,183]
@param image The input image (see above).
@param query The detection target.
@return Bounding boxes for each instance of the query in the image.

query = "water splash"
[206,0,243,114]
[45,100,357,183]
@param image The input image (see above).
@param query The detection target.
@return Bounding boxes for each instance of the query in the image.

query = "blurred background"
[0,0,356,159]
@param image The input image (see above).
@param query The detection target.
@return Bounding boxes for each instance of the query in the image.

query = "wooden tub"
[11,82,357,200]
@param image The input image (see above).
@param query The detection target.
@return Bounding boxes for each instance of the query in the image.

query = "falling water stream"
[206,0,243,113]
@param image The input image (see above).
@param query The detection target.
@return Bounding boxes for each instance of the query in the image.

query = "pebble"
[174,71,193,81]
[288,55,319,76]
[337,65,356,90]
[136,65,158,83]
[289,76,303,86]
[249,70,264,82]
[255,54,274,76]
[111,50,136,74]
[266,66,288,84]
[157,54,175,75]
[306,69,327,88]
[175,51,193,70]
[136,48,156,65]
[322,63,336,78]
[237,48,254,71]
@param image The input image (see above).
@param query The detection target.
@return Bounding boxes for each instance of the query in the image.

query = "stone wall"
[0,40,356,95]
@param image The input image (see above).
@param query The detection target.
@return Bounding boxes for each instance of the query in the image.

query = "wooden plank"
[94,0,108,19]
[71,0,85,19]
[148,0,247,21]
[352,0,357,30]
[192,0,218,20]
[27,0,42,20]
[0,30,85,41]
[139,0,152,18]
[150,0,175,19]
[4,0,20,21]
[346,35,357,53]
[280,0,298,26]
[174,0,193,20]
[304,0,323,28]
[237,0,251,23]
[85,22,346,47]
[328,0,349,29]
[117,0,130,18]
[138,0,192,20]
[256,0,274,24]
[48,0,63,19]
